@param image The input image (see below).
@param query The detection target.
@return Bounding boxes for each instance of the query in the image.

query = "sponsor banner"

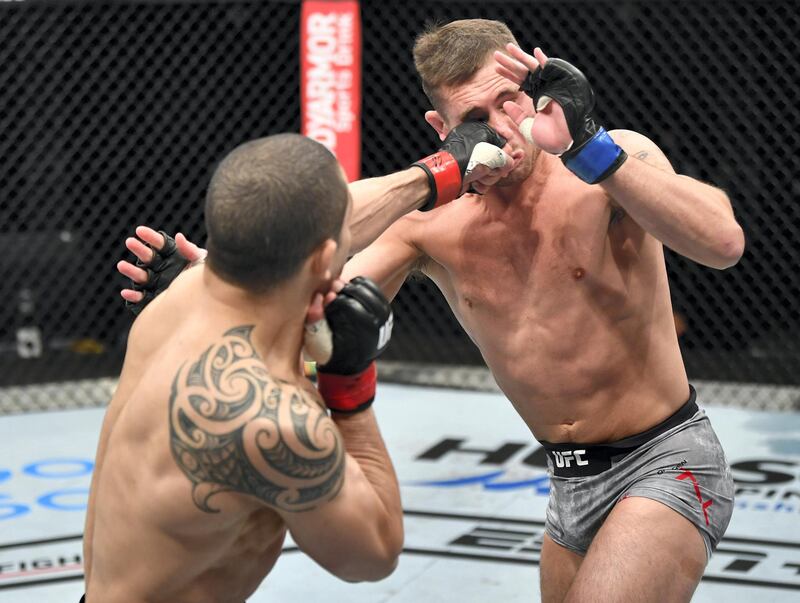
[301,1,361,182]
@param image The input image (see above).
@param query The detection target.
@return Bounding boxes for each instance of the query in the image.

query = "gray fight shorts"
[542,386,734,559]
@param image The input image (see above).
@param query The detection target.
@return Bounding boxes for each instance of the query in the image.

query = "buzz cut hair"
[204,134,348,292]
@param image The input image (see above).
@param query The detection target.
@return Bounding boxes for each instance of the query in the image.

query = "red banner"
[301,1,362,182]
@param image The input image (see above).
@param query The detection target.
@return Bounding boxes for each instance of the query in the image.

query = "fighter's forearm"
[348,168,428,254]
[332,408,403,555]
[601,158,744,269]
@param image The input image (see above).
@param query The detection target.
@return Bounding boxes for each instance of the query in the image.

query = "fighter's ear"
[309,238,338,284]
[425,111,448,141]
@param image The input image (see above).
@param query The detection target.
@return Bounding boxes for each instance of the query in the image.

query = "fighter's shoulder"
[403,193,478,233]
[393,197,474,269]
[127,267,200,351]
[168,325,343,514]
[378,201,458,253]
[609,129,675,173]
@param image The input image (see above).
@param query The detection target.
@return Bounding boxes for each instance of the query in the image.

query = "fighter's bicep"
[344,216,426,300]
[239,390,345,512]
[611,129,676,174]
[606,130,675,224]
[283,444,397,578]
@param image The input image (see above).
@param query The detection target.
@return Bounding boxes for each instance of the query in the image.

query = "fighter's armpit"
[410,253,431,277]
[606,130,677,225]
[609,206,627,226]
[169,325,345,514]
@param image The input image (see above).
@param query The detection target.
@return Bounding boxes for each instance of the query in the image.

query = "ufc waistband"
[540,386,698,478]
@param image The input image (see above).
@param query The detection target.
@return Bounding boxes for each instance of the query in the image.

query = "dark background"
[1,1,797,396]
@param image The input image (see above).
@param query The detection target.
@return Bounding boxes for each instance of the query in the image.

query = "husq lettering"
[553,450,589,468]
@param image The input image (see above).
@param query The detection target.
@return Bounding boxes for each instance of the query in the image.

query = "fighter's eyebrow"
[457,87,521,122]
[496,86,521,103]
[459,105,486,122]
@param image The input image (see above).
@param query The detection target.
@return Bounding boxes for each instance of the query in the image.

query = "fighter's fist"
[495,44,627,184]
[319,276,393,375]
[306,277,393,414]
[412,121,512,211]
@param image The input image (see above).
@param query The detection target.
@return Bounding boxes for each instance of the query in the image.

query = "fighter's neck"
[200,267,310,377]
[487,149,553,206]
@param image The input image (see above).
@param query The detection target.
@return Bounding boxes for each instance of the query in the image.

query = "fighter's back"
[85,266,287,603]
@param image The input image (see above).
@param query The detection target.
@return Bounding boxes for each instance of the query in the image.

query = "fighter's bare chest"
[422,190,614,308]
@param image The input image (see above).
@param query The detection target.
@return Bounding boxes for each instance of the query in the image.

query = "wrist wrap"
[412,151,462,211]
[318,362,377,414]
[562,127,628,184]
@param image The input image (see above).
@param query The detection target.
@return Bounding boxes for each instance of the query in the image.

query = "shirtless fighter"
[87,133,418,603]
[93,110,517,599]
[120,19,744,602]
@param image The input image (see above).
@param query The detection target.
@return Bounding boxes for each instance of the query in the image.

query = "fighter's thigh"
[565,496,706,603]
[540,534,583,603]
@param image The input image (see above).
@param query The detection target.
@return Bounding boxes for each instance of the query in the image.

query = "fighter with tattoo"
[83,133,502,603]
[119,19,745,602]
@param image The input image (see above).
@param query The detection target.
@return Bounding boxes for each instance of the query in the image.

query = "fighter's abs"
[419,184,686,438]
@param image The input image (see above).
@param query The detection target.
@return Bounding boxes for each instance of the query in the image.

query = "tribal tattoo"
[169,325,344,513]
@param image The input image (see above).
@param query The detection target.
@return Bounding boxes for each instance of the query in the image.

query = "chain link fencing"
[1,0,798,412]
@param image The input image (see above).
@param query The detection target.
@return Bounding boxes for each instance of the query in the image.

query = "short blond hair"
[413,19,518,110]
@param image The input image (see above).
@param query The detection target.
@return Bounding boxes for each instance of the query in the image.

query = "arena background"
[1,0,798,411]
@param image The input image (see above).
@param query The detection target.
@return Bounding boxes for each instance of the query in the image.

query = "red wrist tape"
[415,151,462,210]
[317,362,377,414]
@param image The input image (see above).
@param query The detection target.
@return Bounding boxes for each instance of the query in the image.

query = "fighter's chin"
[496,155,535,187]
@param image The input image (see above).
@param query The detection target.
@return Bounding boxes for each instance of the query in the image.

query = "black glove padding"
[524,58,627,183]
[524,58,597,150]
[126,231,189,316]
[413,121,507,211]
[318,276,393,375]
[440,121,507,175]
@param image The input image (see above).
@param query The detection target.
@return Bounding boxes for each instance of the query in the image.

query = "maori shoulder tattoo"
[169,325,344,513]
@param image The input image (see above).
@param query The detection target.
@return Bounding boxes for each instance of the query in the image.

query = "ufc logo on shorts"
[553,449,589,468]
[377,313,394,349]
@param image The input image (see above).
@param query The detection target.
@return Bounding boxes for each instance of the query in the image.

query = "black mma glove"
[524,58,627,184]
[412,120,509,211]
[315,277,393,414]
[126,231,189,316]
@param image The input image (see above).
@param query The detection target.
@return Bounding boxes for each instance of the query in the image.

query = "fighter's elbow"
[362,549,401,582]
[362,530,403,581]
[377,530,404,577]
[329,528,403,583]
[708,189,745,269]
[710,223,745,269]
[332,548,400,583]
